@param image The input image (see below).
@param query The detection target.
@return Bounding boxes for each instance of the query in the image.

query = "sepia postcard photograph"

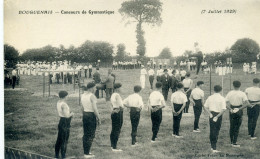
[3,0,260,158]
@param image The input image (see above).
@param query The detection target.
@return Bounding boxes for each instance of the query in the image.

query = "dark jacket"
[93,71,101,83]
[170,75,180,89]
[160,74,171,89]
[105,74,115,89]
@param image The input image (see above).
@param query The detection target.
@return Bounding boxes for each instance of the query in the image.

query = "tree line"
[4,37,259,69]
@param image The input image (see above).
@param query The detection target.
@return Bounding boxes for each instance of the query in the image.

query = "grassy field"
[4,68,260,159]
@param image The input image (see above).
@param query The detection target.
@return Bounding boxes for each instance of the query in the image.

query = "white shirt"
[123,93,144,108]
[148,69,155,76]
[81,92,96,112]
[89,65,92,69]
[57,101,70,118]
[204,93,226,112]
[171,91,188,104]
[225,90,248,106]
[191,88,204,100]
[157,69,163,76]
[182,78,192,88]
[180,70,186,77]
[175,70,180,75]
[245,87,260,101]
[11,70,17,76]
[149,91,165,106]
[140,68,147,76]
[168,69,173,76]
[111,93,123,109]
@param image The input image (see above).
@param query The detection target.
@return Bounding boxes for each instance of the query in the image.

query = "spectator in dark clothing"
[160,69,171,101]
[93,68,101,98]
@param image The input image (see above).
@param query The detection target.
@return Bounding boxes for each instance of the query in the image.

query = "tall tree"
[4,44,19,68]
[115,44,127,61]
[158,47,172,59]
[119,0,163,59]
[77,40,114,63]
[230,38,260,63]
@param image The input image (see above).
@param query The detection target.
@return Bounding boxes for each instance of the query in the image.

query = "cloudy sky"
[4,0,260,57]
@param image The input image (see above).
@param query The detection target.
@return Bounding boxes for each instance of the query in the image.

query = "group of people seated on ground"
[54,74,260,158]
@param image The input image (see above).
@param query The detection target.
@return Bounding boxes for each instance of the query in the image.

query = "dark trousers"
[162,87,169,101]
[61,72,64,82]
[56,74,60,84]
[173,103,183,135]
[149,76,154,89]
[63,75,67,84]
[55,117,72,158]
[247,102,260,137]
[83,112,97,155]
[89,69,92,78]
[110,110,123,149]
[151,107,162,140]
[229,105,243,144]
[184,88,191,113]
[68,74,72,84]
[209,112,222,150]
[12,76,16,89]
[85,69,88,78]
[49,75,53,84]
[95,89,100,99]
[106,88,113,101]
[193,99,203,130]
[156,76,161,82]
[130,108,141,144]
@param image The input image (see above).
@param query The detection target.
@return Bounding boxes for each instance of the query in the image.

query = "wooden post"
[209,64,212,95]
[43,74,45,97]
[73,71,75,92]
[229,67,232,90]
[221,66,224,96]
[48,73,50,97]
[79,78,81,105]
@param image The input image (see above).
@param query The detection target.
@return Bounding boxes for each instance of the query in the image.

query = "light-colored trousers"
[140,76,146,89]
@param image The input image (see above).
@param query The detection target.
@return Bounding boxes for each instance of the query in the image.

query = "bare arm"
[240,100,252,110]
[215,109,226,119]
[226,101,232,111]
[178,103,186,114]
[91,95,100,122]
[160,98,166,109]
[189,94,195,105]
[204,107,213,118]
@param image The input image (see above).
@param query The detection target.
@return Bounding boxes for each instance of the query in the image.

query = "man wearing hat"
[160,69,171,101]
[104,69,115,101]
[140,65,147,89]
